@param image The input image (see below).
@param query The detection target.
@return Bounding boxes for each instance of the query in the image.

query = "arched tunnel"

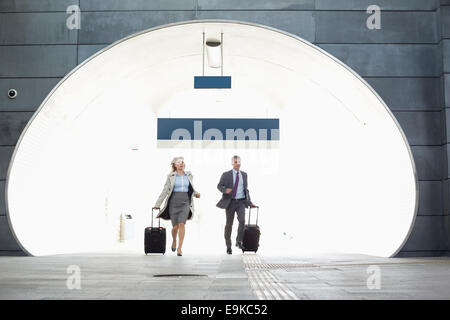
[5,21,417,257]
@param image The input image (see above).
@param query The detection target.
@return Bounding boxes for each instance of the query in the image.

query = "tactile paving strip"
[244,258,450,270]
[242,255,299,300]
[245,263,317,270]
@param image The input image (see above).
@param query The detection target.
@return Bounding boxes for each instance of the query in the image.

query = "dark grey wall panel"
[0,146,14,180]
[445,108,450,140]
[441,109,447,146]
[401,215,449,251]
[0,250,26,256]
[315,11,438,44]
[0,13,77,45]
[0,112,33,146]
[444,179,449,215]
[444,157,449,184]
[0,45,77,77]
[410,145,444,181]
[80,0,195,11]
[77,44,109,64]
[437,7,442,40]
[0,78,60,111]
[446,144,450,179]
[0,180,5,216]
[79,11,317,44]
[317,44,441,77]
[316,0,439,11]
[442,2,450,256]
[442,6,450,38]
[0,0,78,12]
[365,78,442,111]
[196,11,315,42]
[396,250,448,257]
[445,75,450,107]
[440,75,447,109]
[393,111,442,146]
[418,181,444,215]
[444,40,450,72]
[197,0,315,10]
[79,11,196,44]
[0,216,20,250]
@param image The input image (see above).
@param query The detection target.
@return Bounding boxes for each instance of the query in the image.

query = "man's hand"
[249,204,258,208]
[194,192,201,198]
[225,188,233,194]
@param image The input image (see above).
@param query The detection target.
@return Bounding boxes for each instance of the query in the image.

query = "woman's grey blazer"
[154,171,199,221]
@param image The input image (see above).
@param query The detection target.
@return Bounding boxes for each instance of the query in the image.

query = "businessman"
[217,155,257,254]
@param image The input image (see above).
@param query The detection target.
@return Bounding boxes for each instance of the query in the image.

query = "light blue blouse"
[232,169,245,199]
[173,173,190,192]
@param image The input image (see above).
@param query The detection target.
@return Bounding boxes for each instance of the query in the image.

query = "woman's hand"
[152,207,160,210]
[194,192,200,198]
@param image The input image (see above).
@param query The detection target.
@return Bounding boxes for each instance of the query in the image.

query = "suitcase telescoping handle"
[151,208,161,228]
[248,206,259,226]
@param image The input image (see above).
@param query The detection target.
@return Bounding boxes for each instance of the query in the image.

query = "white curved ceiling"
[6,21,417,257]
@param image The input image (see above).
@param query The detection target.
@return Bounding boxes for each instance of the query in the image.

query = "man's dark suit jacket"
[216,170,253,209]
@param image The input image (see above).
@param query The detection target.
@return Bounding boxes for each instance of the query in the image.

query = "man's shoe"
[227,248,232,255]
[236,242,243,249]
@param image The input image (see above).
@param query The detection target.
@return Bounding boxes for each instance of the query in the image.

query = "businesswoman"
[153,157,200,256]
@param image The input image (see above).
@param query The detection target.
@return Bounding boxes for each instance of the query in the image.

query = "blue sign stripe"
[194,76,231,89]
[157,118,279,140]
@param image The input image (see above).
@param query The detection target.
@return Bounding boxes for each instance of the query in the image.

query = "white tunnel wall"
[6,21,417,257]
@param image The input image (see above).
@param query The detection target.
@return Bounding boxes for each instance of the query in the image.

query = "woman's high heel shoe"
[177,250,182,256]
[171,247,176,252]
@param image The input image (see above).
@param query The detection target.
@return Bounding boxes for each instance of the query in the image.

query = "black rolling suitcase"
[144,208,166,255]
[242,206,261,253]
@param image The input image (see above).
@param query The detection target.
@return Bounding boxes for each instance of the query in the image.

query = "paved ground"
[0,252,450,299]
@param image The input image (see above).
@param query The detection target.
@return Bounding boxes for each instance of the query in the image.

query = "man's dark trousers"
[225,198,246,249]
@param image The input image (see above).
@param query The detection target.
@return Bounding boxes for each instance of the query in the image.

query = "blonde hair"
[171,156,184,172]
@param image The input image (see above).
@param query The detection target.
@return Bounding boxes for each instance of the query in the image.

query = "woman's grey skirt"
[168,192,190,226]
